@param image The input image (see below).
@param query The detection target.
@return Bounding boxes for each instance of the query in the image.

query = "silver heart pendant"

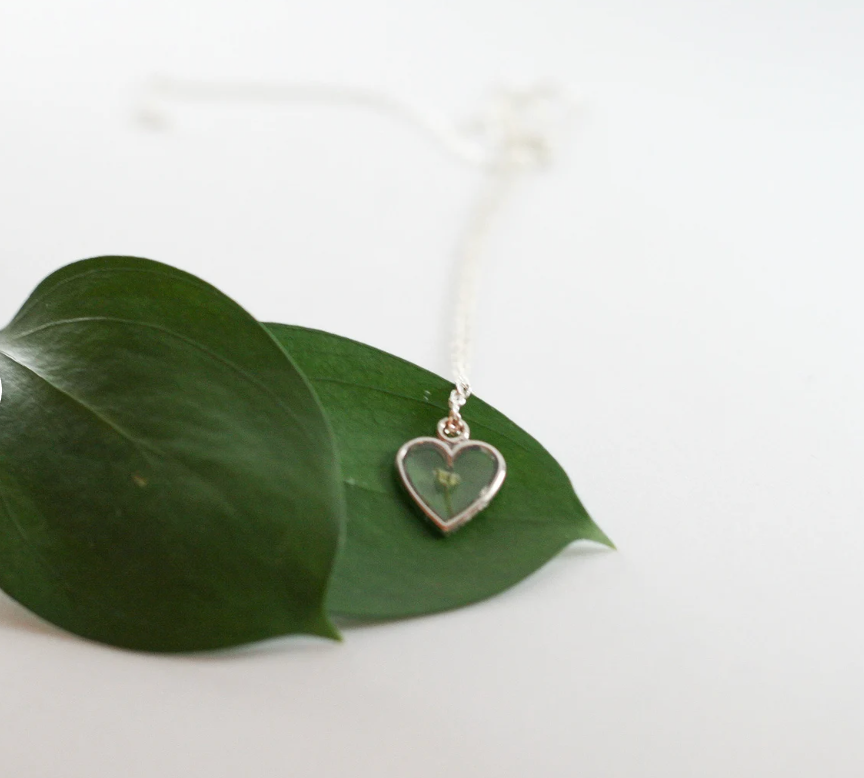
[395,419,506,534]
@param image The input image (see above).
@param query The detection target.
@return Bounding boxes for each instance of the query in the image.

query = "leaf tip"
[309,611,343,642]
[589,526,616,550]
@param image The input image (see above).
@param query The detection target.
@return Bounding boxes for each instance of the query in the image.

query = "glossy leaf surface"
[0,258,344,651]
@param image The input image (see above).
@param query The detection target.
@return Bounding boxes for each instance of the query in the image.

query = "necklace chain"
[138,79,570,429]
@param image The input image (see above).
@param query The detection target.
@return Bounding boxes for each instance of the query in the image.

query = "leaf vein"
[7,316,307,429]
[310,377,535,454]
[0,350,164,459]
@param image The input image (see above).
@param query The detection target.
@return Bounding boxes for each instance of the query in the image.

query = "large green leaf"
[0,258,344,651]
[266,324,612,619]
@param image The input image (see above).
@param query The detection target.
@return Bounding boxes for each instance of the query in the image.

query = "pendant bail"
[437,416,470,442]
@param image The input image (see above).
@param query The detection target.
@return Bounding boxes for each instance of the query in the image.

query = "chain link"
[137,79,569,437]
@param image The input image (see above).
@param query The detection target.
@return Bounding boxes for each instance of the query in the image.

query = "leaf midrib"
[0,349,164,459]
[6,316,306,426]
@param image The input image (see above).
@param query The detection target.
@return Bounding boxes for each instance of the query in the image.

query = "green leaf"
[266,324,612,620]
[0,258,344,651]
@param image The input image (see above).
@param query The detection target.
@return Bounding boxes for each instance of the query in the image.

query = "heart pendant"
[396,419,506,534]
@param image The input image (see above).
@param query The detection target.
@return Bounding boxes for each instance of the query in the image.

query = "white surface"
[1,1,863,776]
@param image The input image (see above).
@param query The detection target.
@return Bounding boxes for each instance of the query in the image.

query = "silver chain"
[138,79,569,436]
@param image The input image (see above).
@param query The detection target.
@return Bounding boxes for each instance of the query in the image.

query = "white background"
[1,1,863,776]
